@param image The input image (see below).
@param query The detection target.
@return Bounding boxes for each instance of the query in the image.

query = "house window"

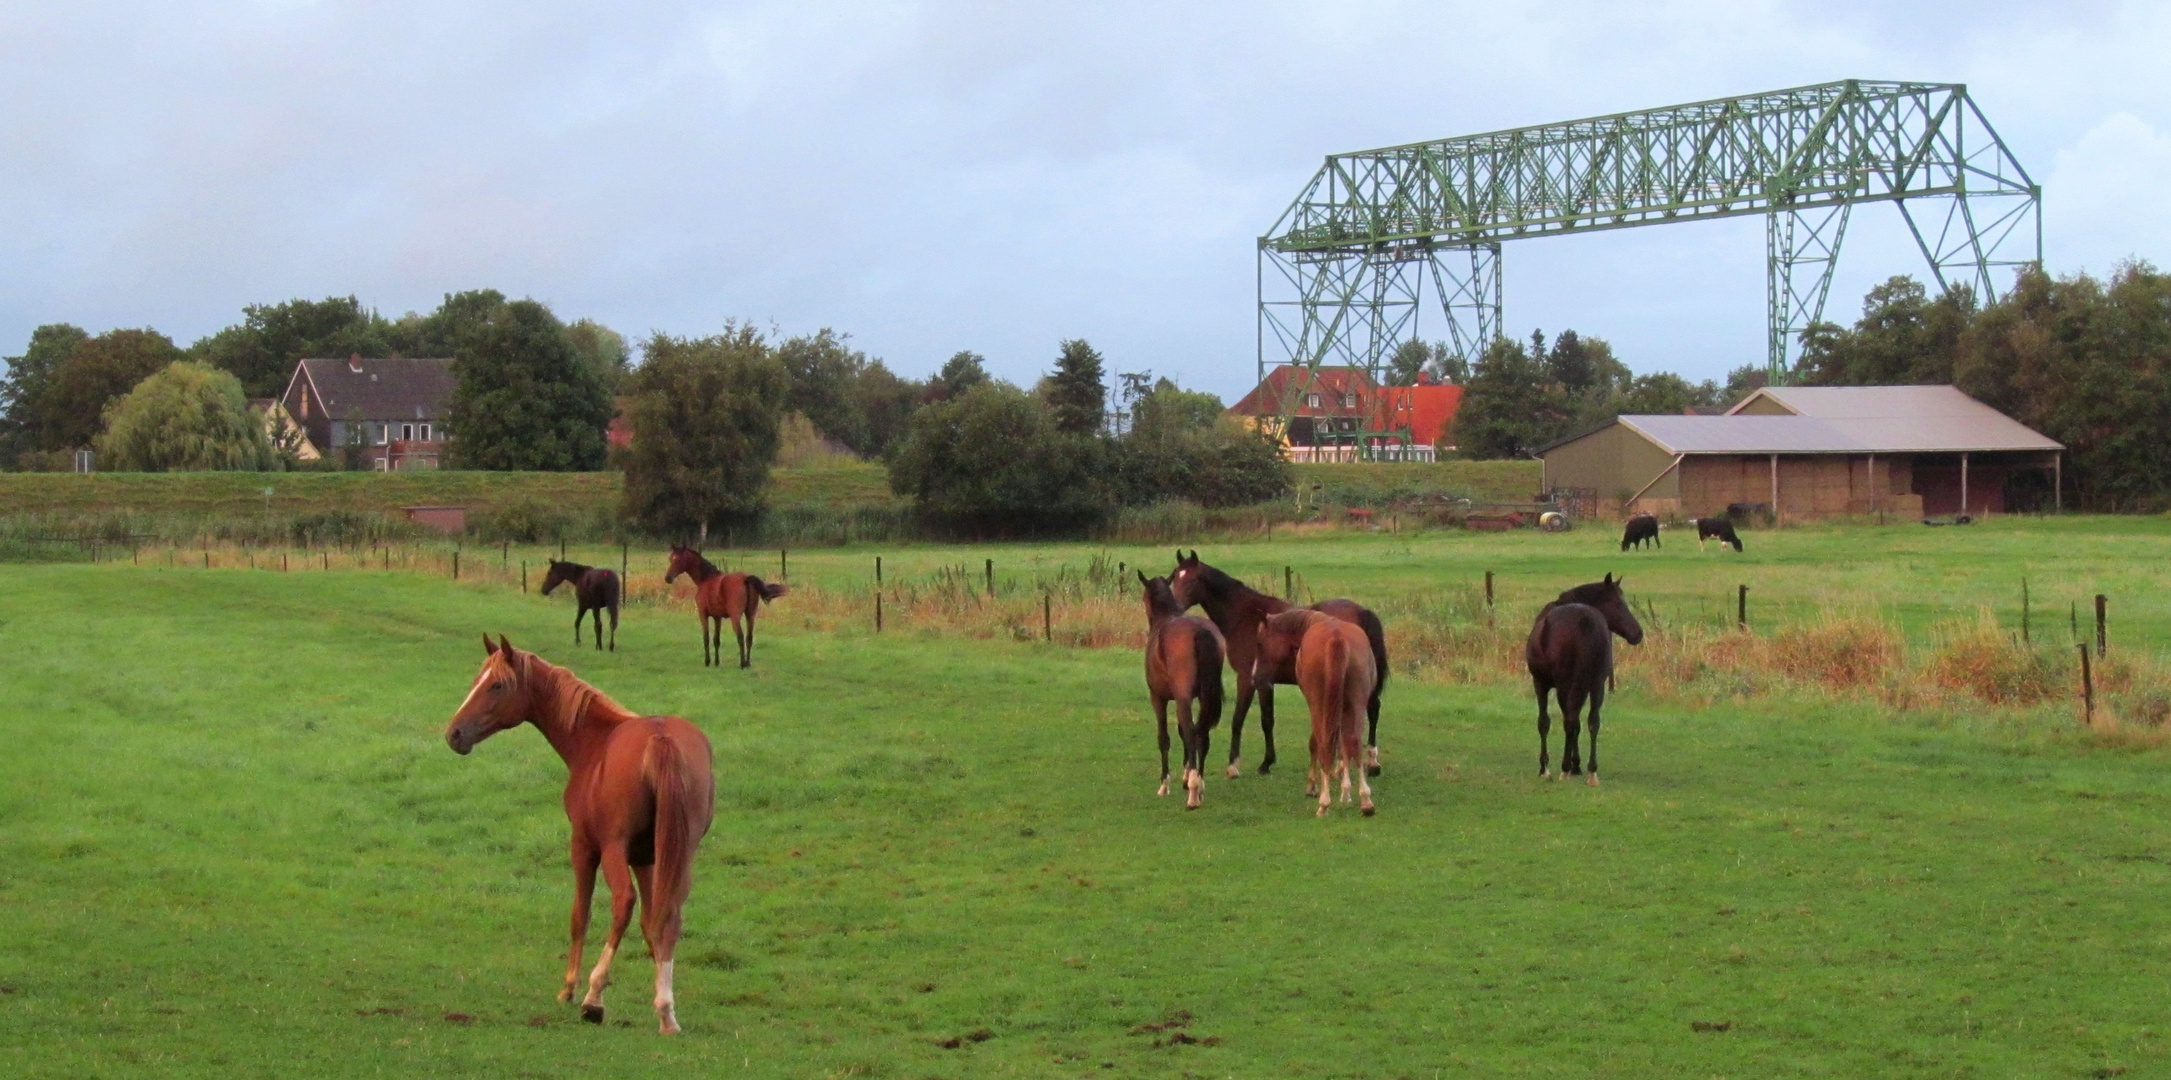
[373,456,389,472]
[1305,393,1321,409]
[417,423,431,442]
[401,423,414,442]
[373,423,389,445]
[1342,393,1357,408]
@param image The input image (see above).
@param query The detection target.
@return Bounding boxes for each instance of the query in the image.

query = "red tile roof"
[1229,365,1463,445]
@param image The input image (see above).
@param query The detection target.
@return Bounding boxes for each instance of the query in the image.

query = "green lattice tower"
[1258,79,2040,396]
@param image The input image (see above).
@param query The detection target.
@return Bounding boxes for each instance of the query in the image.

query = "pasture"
[3,516,2170,1078]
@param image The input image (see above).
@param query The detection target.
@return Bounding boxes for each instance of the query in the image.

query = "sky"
[3,0,2168,403]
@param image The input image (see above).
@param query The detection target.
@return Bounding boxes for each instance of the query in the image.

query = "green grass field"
[3,519,2169,1078]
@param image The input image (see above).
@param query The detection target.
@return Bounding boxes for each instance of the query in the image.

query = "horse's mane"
[520,651,640,735]
[550,560,594,575]
[1142,577,1186,621]
[671,548,722,583]
[1557,580,1618,606]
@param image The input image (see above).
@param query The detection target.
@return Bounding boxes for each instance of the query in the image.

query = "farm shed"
[1537,385,2062,521]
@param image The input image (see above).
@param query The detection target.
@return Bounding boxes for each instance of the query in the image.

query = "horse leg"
[608,603,618,652]
[561,839,599,1003]
[1560,685,1586,777]
[1533,676,1553,779]
[1224,675,1254,779]
[1257,684,1278,776]
[590,605,603,650]
[732,612,749,669]
[573,606,583,647]
[1154,696,1172,797]
[700,615,712,667]
[631,861,682,1034]
[580,846,637,1023]
[1363,683,1382,778]
[1586,680,1605,787]
[1177,696,1202,810]
[745,609,757,667]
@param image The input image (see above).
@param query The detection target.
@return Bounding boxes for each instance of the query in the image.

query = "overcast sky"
[3,1,2167,401]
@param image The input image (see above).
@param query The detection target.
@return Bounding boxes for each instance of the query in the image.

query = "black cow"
[1694,517,1743,552]
[1619,513,1660,551]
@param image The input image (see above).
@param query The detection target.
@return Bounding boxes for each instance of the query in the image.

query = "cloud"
[2046,111,2171,276]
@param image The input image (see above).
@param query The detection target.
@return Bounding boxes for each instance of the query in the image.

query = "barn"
[1537,385,2063,521]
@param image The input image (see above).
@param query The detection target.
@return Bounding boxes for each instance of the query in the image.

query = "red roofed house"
[280,354,455,470]
[1227,364,1462,461]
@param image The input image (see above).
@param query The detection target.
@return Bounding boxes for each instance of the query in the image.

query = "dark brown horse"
[664,545,788,668]
[1525,574,1644,785]
[444,636,715,1033]
[541,559,621,651]
[1139,573,1226,809]
[1169,551,1387,778]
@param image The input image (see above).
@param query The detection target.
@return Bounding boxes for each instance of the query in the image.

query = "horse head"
[1168,549,1206,608]
[1140,571,1184,622]
[663,545,697,584]
[445,635,535,755]
[539,558,572,596]
[1587,573,1644,646]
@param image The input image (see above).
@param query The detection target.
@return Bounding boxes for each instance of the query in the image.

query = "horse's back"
[1526,602,1612,685]
[1312,598,1387,691]
[1148,615,1221,700]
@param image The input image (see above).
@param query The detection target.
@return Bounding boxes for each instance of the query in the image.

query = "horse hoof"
[581,1005,605,1024]
[1587,774,1600,787]
[1257,762,1274,776]
[1225,763,1240,780]
[1362,804,1376,817]
[1315,805,1328,818]
[558,988,574,1003]
[1365,765,1381,777]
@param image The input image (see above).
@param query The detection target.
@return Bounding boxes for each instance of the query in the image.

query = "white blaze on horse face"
[653,960,678,1034]
[584,941,616,1008]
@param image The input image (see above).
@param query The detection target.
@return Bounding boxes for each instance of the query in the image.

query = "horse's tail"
[643,730,706,914]
[1319,630,1350,762]
[1356,607,1388,697]
[744,575,789,606]
[1193,624,1224,726]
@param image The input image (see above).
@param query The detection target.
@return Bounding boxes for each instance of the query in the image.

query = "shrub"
[1923,611,2067,704]
[886,382,1111,532]
[94,361,281,472]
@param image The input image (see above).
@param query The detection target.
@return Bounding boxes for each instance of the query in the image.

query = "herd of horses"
[444,545,1647,1033]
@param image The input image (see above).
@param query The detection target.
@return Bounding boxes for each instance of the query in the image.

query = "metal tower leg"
[1766,203,1851,383]
[1428,244,1501,370]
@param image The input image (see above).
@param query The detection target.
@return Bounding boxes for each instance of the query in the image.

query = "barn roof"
[1540,385,2061,457]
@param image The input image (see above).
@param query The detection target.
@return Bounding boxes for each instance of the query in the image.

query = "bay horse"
[1169,551,1387,778]
[1259,610,1376,816]
[443,636,715,1033]
[1139,573,1226,809]
[1620,513,1660,551]
[1525,574,1644,785]
[664,545,788,668]
[541,559,622,651]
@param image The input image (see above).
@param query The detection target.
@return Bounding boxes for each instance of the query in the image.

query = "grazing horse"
[443,636,715,1033]
[1620,513,1660,551]
[1525,574,1645,785]
[1169,551,1389,778]
[1260,610,1376,816]
[1139,573,1226,809]
[541,559,622,651]
[663,545,788,668]
[1694,517,1744,552]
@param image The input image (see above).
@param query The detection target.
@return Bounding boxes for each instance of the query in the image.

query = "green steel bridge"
[1257,79,2041,395]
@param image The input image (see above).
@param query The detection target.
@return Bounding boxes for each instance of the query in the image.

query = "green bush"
[94,361,282,472]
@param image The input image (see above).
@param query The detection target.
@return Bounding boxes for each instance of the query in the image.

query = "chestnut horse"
[1260,609,1376,816]
[1169,551,1387,778]
[1139,572,1226,809]
[664,545,788,668]
[1525,574,1644,785]
[540,559,622,651]
[443,636,715,1033]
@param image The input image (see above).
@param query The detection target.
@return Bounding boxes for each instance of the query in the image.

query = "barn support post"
[1866,453,1877,519]
[1961,452,1970,517]
[1768,454,1780,524]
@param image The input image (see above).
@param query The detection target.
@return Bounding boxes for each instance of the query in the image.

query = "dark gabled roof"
[296,357,455,421]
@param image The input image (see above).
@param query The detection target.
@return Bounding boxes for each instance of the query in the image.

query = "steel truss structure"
[1258,79,2041,402]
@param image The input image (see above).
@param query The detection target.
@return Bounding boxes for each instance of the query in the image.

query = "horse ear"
[483,634,497,655]
[1604,572,1614,584]
[497,634,514,657]
[1137,570,1149,587]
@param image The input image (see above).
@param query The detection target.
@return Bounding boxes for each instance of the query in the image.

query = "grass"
[3,518,2170,1077]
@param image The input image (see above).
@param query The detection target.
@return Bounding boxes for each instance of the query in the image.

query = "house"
[280,354,455,470]
[1536,384,2063,521]
[1227,365,1463,462]
[246,398,319,461]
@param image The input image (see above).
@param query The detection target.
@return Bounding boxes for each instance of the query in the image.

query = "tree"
[39,329,184,450]
[443,299,613,470]
[933,350,990,400]
[1453,337,1569,459]
[564,319,631,394]
[1045,338,1107,435]
[850,361,924,459]
[393,289,509,357]
[887,382,1110,529]
[1614,372,1719,415]
[1129,377,1223,439]
[1,323,89,459]
[93,361,280,472]
[620,326,791,536]
[1113,379,1289,508]
[776,328,869,451]
[189,296,393,398]
[1796,276,1975,386]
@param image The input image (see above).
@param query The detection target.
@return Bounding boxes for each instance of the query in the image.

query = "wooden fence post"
[283,554,288,572]
[1737,584,1749,631]
[453,551,460,580]
[985,558,994,598]
[2079,643,2095,722]
[1044,593,1052,643]
[875,590,883,633]
[621,541,628,580]
[1285,565,1294,599]
[1485,570,1494,607]
[876,556,883,586]
[521,561,527,593]
[2021,578,2030,644]
[2095,594,2108,657]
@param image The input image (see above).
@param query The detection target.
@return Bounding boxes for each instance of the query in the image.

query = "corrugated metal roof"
[1611,408,2061,455]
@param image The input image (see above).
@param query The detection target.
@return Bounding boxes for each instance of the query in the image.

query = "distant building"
[279,354,455,470]
[1227,365,1462,462]
[1537,384,2063,520]
[247,398,319,461]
